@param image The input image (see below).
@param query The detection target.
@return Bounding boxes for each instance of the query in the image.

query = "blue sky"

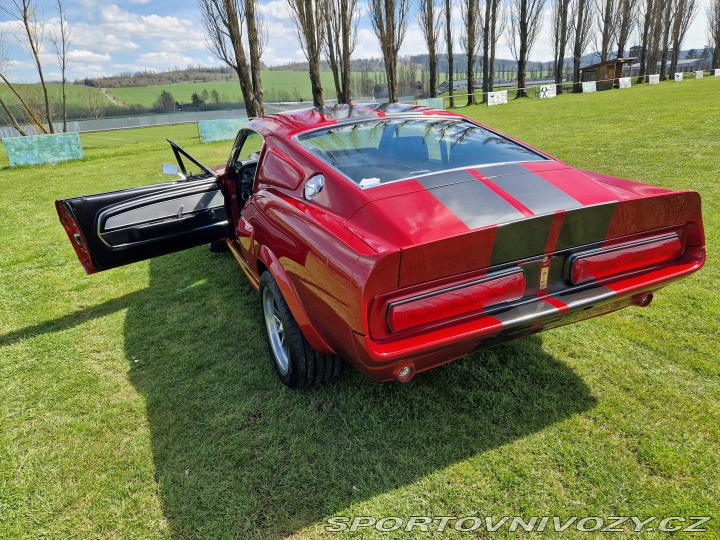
[0,0,712,83]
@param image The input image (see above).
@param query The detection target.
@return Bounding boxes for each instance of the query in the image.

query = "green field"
[0,83,111,109]
[1,78,719,539]
[107,71,354,108]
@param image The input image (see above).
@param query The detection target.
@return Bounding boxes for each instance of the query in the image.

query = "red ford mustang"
[56,104,706,388]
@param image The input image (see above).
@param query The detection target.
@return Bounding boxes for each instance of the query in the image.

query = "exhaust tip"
[635,292,654,308]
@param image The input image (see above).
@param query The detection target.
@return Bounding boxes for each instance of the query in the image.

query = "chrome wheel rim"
[263,287,289,375]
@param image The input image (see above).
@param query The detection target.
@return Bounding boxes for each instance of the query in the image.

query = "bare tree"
[645,0,669,77]
[461,0,482,104]
[669,0,698,75]
[50,0,70,132]
[323,0,357,103]
[595,0,619,62]
[82,91,106,120]
[418,0,442,97]
[616,0,638,56]
[508,0,546,97]
[1,0,55,132]
[444,0,454,106]
[369,0,410,103]
[571,0,593,90]
[288,0,325,107]
[709,0,720,68]
[198,0,264,117]
[488,1,506,90]
[0,33,47,133]
[482,0,504,99]
[636,0,656,81]
[552,0,572,92]
[658,0,674,79]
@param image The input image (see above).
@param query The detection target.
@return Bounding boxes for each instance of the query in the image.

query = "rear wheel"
[259,270,343,388]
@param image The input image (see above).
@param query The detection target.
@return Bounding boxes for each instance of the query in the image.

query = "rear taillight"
[387,269,526,332]
[570,234,682,285]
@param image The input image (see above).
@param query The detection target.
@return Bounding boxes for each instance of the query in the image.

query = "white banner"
[675,73,683,82]
[618,77,632,88]
[695,70,704,79]
[715,69,720,77]
[539,85,556,99]
[487,91,508,106]
[582,81,596,93]
[648,74,660,84]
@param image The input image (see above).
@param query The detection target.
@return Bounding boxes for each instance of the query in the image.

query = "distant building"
[580,58,635,89]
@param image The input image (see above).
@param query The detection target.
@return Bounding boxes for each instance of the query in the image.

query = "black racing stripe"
[489,172,583,215]
[490,214,556,265]
[555,203,618,251]
[416,169,476,189]
[425,179,526,230]
[477,163,528,177]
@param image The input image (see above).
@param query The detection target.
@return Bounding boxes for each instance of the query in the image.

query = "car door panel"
[57,177,228,273]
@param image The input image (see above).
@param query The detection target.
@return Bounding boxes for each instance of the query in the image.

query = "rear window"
[295,118,546,187]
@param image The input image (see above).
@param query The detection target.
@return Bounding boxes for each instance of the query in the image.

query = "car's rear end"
[291,109,705,382]
[344,162,705,382]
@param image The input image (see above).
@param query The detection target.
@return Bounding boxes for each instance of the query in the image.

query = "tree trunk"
[244,0,265,115]
[489,0,499,91]
[445,0,454,107]
[326,16,343,101]
[659,1,672,79]
[599,0,614,62]
[428,28,437,96]
[517,0,529,97]
[225,0,259,116]
[340,0,353,103]
[482,0,491,101]
[572,0,588,92]
[637,0,654,83]
[555,0,570,94]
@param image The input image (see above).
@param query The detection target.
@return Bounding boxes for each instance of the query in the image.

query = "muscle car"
[56,103,706,388]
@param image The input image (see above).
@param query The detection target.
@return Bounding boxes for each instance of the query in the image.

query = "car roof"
[246,102,462,138]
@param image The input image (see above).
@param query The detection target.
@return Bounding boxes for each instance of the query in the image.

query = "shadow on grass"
[0,246,595,538]
[120,248,597,539]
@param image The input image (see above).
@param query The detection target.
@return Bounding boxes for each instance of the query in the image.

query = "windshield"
[296,117,547,187]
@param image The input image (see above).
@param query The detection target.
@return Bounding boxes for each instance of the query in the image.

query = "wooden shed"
[580,58,635,90]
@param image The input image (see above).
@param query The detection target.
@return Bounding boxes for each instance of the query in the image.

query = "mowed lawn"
[0,79,718,539]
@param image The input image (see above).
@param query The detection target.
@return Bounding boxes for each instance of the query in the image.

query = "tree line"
[199,0,718,113]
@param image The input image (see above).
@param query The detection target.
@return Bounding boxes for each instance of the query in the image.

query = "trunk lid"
[345,162,690,288]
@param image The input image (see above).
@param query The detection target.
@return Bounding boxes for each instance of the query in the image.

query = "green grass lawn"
[1,78,718,539]
[107,71,360,108]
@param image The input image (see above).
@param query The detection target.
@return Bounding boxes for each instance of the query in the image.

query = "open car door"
[56,141,228,274]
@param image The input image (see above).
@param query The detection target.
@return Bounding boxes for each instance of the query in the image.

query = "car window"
[296,118,547,187]
[232,130,265,163]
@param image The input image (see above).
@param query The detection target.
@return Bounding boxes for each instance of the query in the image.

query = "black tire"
[208,240,229,253]
[259,270,343,388]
